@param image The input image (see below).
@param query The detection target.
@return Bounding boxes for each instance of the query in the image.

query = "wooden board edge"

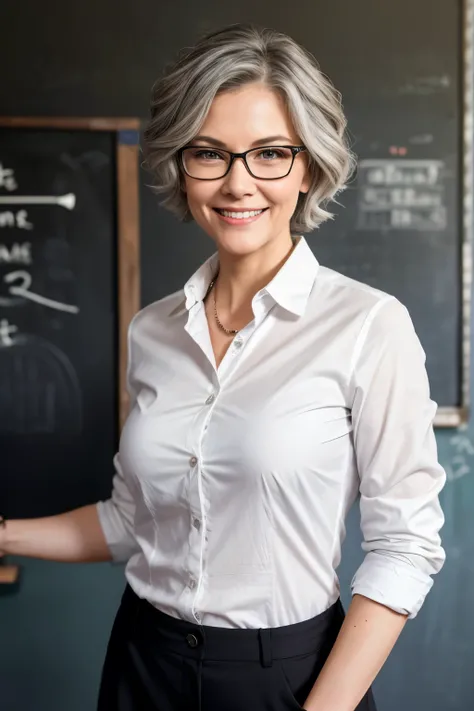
[0,565,20,584]
[0,117,141,131]
[434,406,469,428]
[116,136,141,431]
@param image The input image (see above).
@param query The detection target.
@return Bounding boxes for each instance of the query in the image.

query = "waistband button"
[186,633,199,648]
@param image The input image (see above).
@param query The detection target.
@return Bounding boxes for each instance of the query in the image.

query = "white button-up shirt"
[97,237,446,628]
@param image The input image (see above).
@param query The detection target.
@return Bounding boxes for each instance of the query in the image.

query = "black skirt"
[98,584,377,711]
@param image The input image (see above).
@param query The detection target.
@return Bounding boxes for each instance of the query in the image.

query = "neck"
[211,234,298,322]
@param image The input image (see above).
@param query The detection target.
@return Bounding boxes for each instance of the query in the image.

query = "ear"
[299,175,310,195]
[299,160,312,194]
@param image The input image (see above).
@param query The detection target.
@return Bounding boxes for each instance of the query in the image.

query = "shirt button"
[234,338,243,349]
[189,456,198,467]
[189,578,197,589]
[205,393,216,405]
[193,517,201,531]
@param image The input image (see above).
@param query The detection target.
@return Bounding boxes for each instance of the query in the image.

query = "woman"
[0,23,446,711]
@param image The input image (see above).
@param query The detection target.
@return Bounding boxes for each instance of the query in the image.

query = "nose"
[221,156,257,197]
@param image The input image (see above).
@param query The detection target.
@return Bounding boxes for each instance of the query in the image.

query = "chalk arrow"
[0,193,76,210]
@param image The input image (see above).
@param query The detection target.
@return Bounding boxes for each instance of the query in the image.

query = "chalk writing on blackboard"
[4,270,79,314]
[0,193,76,210]
[0,162,18,191]
[0,318,17,345]
[0,163,79,311]
[0,243,31,264]
[445,434,474,482]
[0,158,82,433]
[356,159,447,231]
[0,163,76,238]
[0,210,33,229]
[0,318,82,434]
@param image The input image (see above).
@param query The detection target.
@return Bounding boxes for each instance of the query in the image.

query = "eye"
[258,148,287,160]
[192,149,225,161]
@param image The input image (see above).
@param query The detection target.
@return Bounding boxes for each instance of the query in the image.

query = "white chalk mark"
[409,134,434,146]
[8,287,79,313]
[0,242,31,264]
[450,434,474,456]
[0,210,32,229]
[445,434,474,482]
[0,164,18,191]
[4,270,79,314]
[16,210,33,229]
[446,457,471,482]
[0,332,83,434]
[357,159,447,232]
[0,193,76,210]
[0,319,18,346]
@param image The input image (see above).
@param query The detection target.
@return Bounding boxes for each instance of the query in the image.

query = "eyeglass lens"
[182,146,296,179]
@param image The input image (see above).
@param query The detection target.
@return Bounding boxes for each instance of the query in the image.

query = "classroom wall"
[1,3,473,710]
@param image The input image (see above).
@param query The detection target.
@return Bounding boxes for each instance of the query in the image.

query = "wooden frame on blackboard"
[0,116,141,430]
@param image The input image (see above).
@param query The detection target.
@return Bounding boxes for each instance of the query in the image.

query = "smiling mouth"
[213,208,269,219]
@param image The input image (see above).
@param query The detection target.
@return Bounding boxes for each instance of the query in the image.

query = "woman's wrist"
[0,513,8,553]
[0,515,18,554]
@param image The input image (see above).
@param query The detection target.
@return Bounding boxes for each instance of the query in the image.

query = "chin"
[214,230,270,256]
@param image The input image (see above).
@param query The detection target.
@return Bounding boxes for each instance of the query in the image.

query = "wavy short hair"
[143,23,356,234]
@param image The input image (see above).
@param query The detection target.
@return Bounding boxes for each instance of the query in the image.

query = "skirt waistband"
[123,585,344,664]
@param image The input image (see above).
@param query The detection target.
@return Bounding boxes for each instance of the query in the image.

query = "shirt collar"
[174,236,319,318]
[263,237,319,316]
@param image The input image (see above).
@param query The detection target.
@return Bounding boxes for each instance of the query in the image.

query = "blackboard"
[0,119,140,519]
[298,0,471,427]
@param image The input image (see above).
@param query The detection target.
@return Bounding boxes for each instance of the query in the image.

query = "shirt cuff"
[96,501,138,563]
[350,551,434,619]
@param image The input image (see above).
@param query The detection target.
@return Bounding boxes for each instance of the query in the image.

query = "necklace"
[206,275,239,336]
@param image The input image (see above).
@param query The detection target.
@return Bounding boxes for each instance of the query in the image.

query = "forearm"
[303,594,407,711]
[1,504,112,563]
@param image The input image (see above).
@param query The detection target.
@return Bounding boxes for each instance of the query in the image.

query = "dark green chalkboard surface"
[0,120,140,518]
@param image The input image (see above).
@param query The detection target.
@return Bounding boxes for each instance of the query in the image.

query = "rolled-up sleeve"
[350,297,446,618]
[96,452,140,562]
[96,317,140,563]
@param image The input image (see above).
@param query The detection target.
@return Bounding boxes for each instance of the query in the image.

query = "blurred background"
[0,1,473,709]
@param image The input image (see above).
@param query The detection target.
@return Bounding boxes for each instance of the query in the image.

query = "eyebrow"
[192,135,294,148]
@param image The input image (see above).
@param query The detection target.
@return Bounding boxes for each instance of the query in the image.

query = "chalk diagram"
[0,318,82,434]
[0,180,83,435]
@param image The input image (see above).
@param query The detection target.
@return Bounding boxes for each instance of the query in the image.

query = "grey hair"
[143,23,356,234]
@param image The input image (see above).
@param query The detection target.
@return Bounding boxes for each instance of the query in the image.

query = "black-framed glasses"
[178,145,306,180]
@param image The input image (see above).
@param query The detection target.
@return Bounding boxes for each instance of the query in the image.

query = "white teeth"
[218,209,264,219]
